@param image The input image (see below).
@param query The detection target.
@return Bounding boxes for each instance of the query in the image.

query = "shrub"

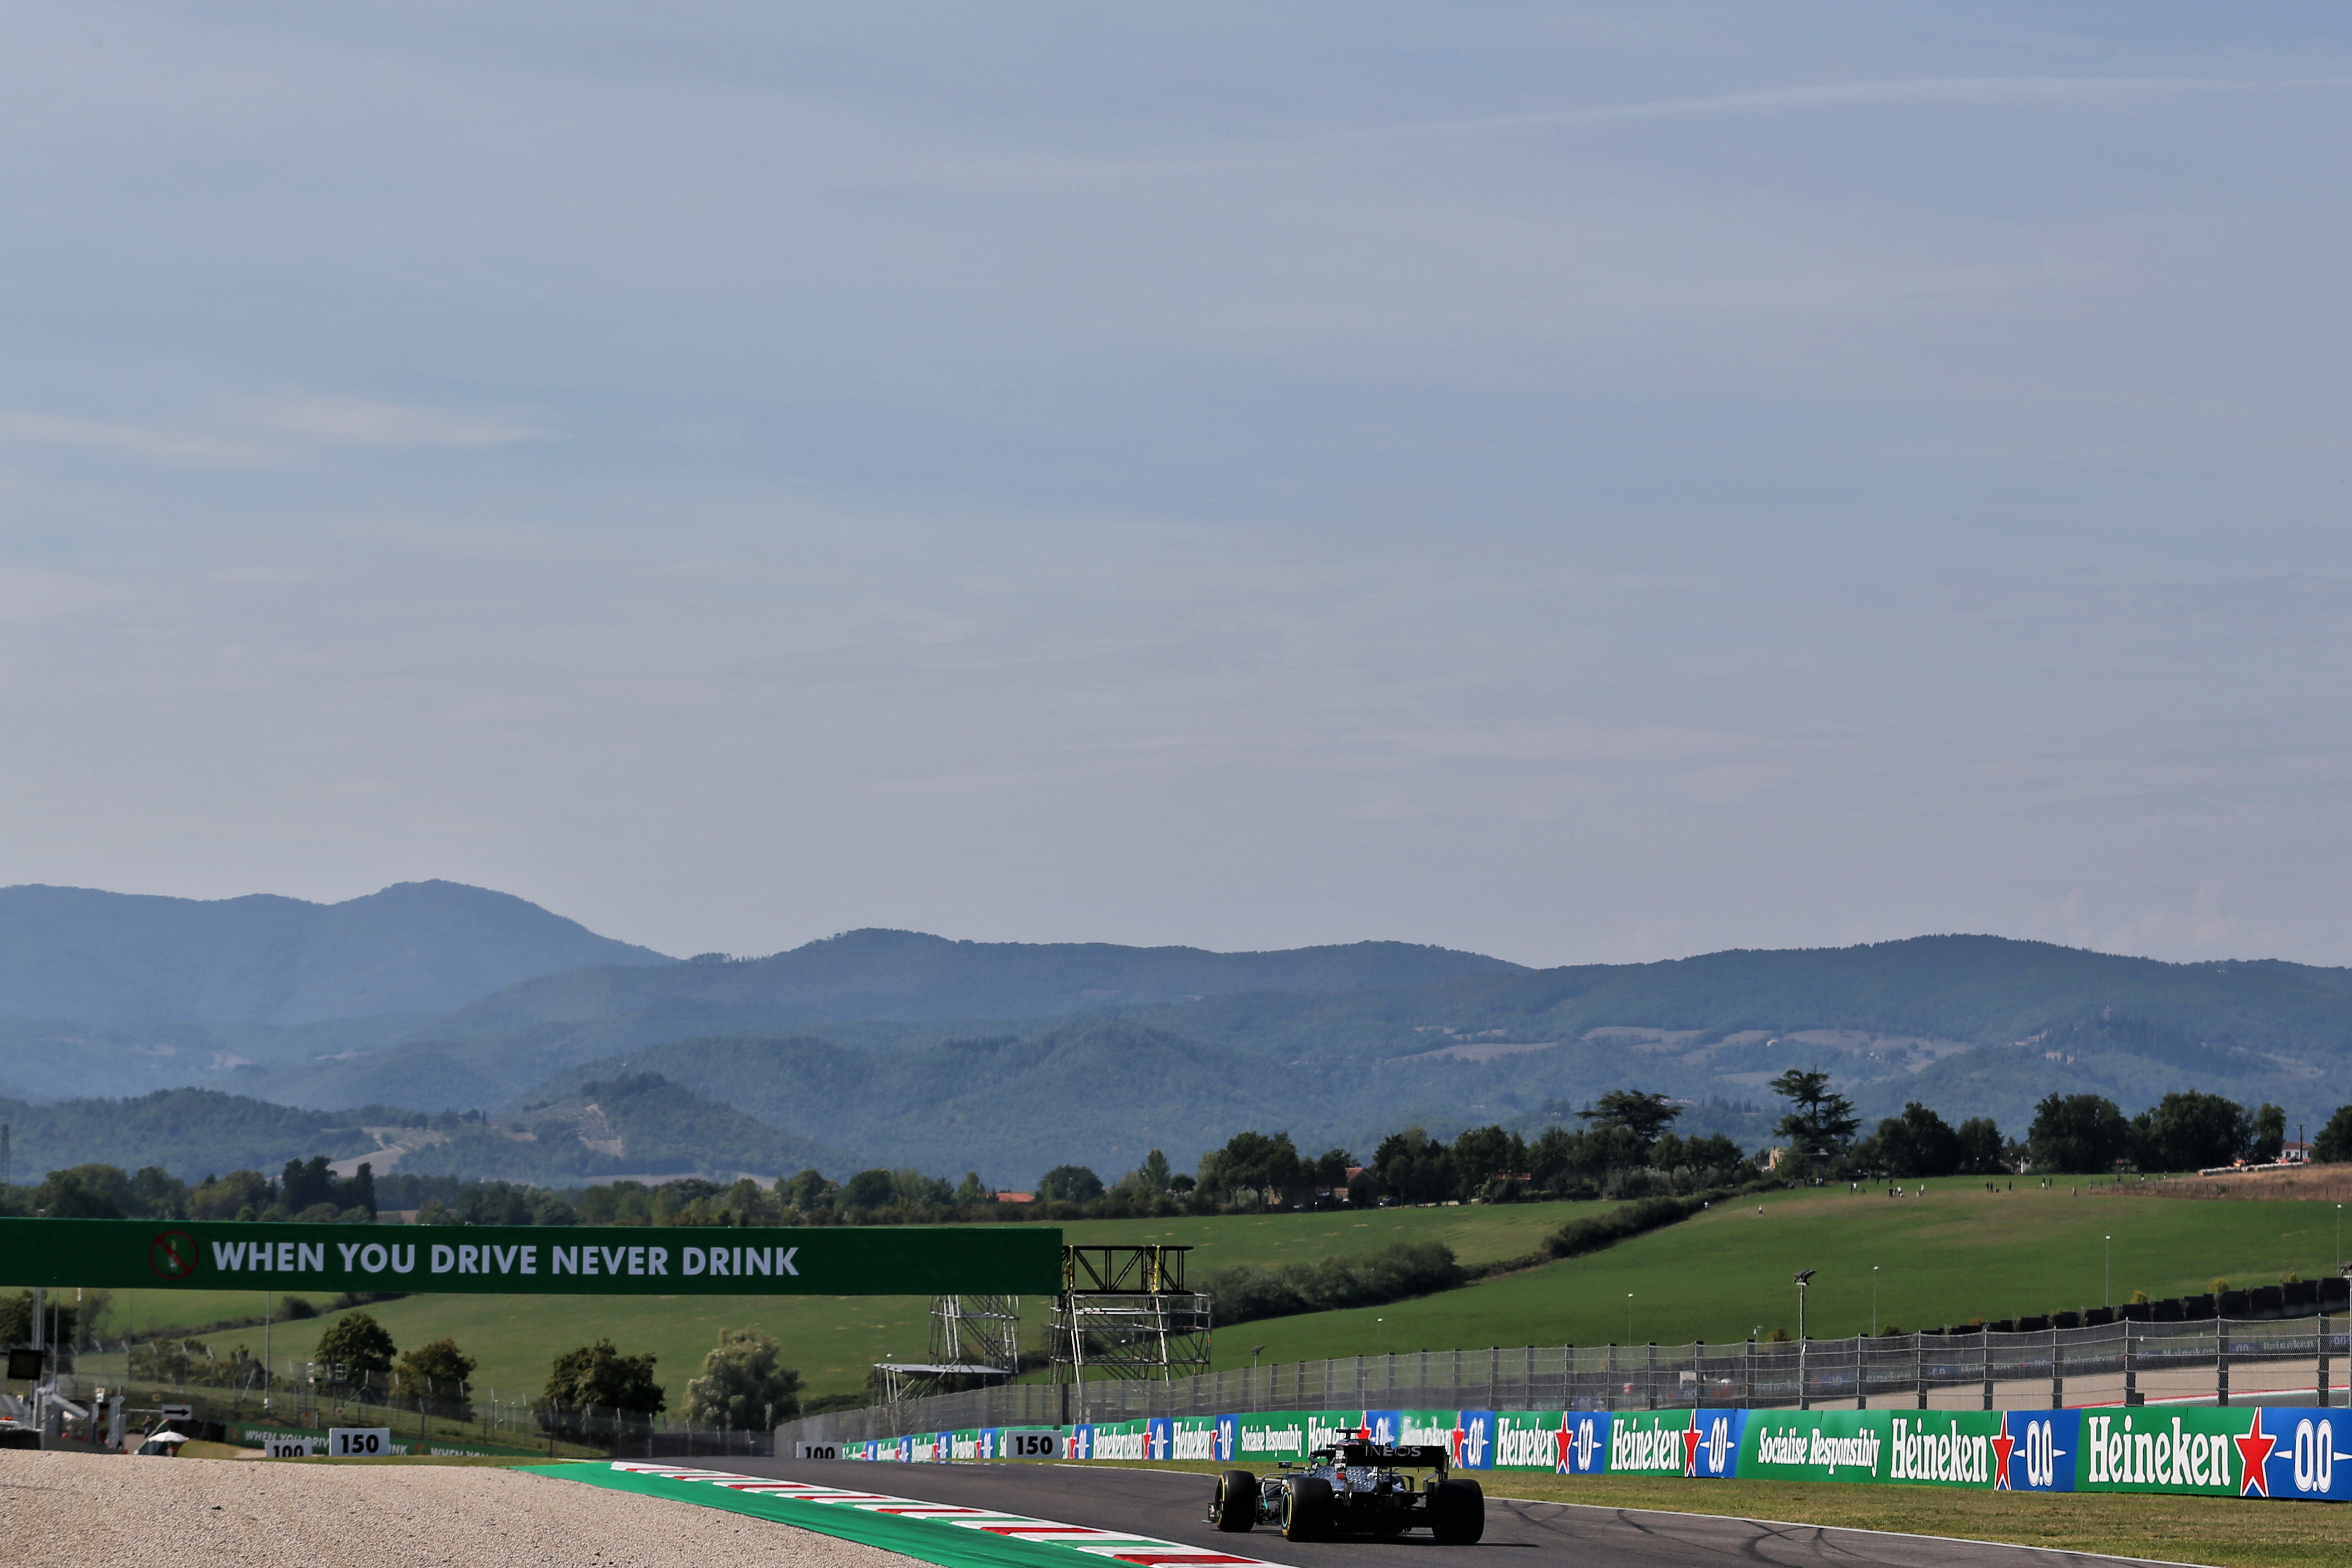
[1544,1195,1700,1259]
[682,1328,803,1430]
[1200,1241,1465,1327]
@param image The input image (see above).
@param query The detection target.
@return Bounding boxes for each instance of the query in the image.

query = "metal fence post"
[1645,1343,1657,1411]
[1913,1332,1926,1410]
[2050,1325,2063,1410]
[1856,1334,1868,1411]
[1980,1334,1993,1411]
[2122,1322,2138,1407]
[2217,1322,2231,1407]
[2320,1312,2332,1409]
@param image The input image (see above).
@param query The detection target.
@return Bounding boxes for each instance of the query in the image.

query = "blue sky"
[4,3,2350,965]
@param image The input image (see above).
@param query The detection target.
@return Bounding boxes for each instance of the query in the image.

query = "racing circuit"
[691,1455,2190,1568]
[2,1227,2290,1565]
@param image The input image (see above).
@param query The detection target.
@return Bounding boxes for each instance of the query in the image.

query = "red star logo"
[1990,1426,2015,1490]
[1447,1425,1465,1463]
[2234,1411,2276,1497]
[1554,1416,1575,1472]
[1681,1414,1704,1476]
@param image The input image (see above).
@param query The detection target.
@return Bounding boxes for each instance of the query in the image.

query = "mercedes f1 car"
[1207,1438,1485,1544]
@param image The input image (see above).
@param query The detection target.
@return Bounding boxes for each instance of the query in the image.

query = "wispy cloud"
[1416,74,2352,138]
[0,396,546,468]
[224,394,544,450]
[889,74,2352,191]
[0,412,275,468]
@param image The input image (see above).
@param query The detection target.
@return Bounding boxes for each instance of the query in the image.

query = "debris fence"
[779,1315,2351,1446]
[38,1347,773,1458]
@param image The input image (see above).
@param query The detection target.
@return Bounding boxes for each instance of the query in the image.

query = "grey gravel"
[0,1451,933,1568]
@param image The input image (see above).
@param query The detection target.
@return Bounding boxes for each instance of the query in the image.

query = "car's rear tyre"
[1211,1471,1259,1533]
[1430,1478,1484,1544]
[1281,1476,1334,1541]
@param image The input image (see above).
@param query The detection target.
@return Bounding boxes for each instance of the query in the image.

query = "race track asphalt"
[715,1459,2198,1568]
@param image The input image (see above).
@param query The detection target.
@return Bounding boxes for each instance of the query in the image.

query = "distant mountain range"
[0,881,668,1024]
[4,882,2352,1187]
[428,926,1526,1034]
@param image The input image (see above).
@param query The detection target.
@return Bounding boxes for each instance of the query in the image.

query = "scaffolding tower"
[873,1294,1023,1405]
[1049,1245,1212,1416]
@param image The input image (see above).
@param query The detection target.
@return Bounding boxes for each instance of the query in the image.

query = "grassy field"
[64,1203,1594,1408]
[48,1184,2349,1408]
[1222,1183,2347,1364]
[1094,1458,2338,1568]
[1057,1203,1583,1271]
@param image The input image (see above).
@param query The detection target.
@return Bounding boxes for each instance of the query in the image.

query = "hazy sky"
[4,3,2350,966]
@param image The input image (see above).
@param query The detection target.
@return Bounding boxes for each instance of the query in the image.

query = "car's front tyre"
[1281,1476,1334,1541]
[1211,1471,1259,1533]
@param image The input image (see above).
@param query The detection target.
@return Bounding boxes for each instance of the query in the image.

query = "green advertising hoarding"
[1741,1410,2025,1490]
[1170,1416,1218,1461]
[1229,1411,1313,1461]
[0,1217,1063,1296]
[2079,1407,2272,1496]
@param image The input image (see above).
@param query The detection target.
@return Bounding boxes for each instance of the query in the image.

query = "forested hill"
[0,881,670,1024]
[14,925,2352,1184]
[1117,935,2352,1063]
[0,1074,846,1186]
[430,927,1526,1035]
[0,1088,383,1179]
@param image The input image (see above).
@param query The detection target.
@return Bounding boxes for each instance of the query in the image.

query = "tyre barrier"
[826,1404,2352,1501]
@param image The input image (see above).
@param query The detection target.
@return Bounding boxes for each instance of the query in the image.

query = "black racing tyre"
[1281,1476,1335,1541]
[1211,1471,1259,1533]
[1430,1477,1485,1545]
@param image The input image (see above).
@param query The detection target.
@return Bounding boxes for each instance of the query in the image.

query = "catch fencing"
[44,1346,774,1458]
[779,1314,2350,1446]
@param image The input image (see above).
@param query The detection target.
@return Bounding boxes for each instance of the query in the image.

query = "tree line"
[1763,1068,2322,1176]
[8,1073,2349,1230]
[122,1308,805,1436]
[0,1155,381,1223]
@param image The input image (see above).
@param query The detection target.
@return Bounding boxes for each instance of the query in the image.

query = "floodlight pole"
[1794,1271,1816,1411]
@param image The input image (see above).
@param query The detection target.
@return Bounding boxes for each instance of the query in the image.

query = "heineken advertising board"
[828,1405,2352,1503]
[2079,1406,2352,1501]
[0,1217,1062,1296]
[1740,1410,2072,1492]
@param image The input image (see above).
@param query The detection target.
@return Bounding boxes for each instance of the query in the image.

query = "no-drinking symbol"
[148,1230,198,1282]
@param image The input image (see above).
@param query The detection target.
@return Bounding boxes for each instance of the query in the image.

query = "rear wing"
[1322,1441,1451,1470]
[1377,1444,1451,1470]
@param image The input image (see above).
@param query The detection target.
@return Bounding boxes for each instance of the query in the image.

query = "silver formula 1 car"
[1208,1439,1485,1544]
